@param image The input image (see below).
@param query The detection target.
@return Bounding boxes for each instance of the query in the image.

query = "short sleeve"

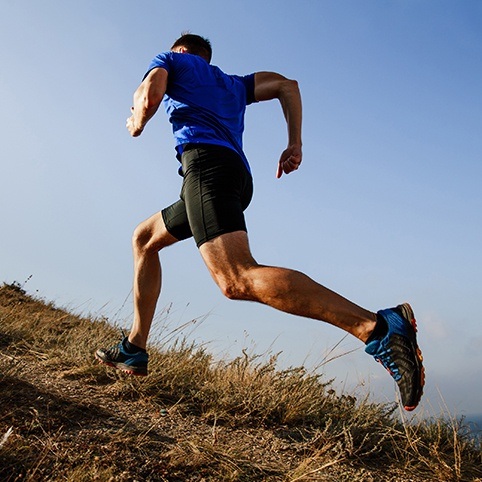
[142,52,171,81]
[242,73,257,105]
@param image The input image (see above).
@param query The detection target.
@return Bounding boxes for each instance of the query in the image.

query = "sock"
[365,314,388,344]
[124,338,147,354]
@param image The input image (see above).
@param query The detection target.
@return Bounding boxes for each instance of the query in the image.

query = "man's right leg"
[129,212,179,350]
[96,211,180,375]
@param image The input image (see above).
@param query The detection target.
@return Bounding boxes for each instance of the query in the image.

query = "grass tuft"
[1,282,481,481]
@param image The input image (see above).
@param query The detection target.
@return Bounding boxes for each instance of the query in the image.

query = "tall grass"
[1,282,481,481]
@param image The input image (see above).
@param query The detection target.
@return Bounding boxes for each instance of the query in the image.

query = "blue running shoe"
[365,303,425,411]
[96,335,148,376]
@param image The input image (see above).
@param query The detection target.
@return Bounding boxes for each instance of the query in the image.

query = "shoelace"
[374,346,401,381]
[104,332,127,358]
[106,345,121,358]
[106,330,128,357]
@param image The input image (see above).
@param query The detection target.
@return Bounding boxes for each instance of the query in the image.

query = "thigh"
[181,144,254,248]
[161,199,193,242]
[199,230,257,283]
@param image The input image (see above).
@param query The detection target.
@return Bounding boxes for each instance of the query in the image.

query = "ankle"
[125,337,147,353]
[365,314,388,344]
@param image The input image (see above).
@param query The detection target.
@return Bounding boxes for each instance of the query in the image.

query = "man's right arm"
[126,67,168,137]
[254,72,302,178]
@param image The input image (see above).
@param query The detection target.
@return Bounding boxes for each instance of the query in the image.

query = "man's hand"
[126,107,144,137]
[276,144,302,178]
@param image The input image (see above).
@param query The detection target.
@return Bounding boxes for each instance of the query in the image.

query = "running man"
[96,34,425,411]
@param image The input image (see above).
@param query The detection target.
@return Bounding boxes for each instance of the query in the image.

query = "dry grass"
[0,282,481,481]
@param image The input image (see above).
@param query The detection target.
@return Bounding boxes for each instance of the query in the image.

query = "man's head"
[171,33,212,63]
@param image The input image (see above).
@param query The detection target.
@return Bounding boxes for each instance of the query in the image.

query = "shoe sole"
[95,353,148,377]
[397,303,425,411]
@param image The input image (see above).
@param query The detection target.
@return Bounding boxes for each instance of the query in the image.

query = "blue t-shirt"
[144,52,256,173]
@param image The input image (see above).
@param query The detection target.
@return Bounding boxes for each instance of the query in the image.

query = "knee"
[132,225,148,253]
[132,224,160,255]
[217,276,254,302]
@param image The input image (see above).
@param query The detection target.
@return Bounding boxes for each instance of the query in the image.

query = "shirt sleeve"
[242,73,257,105]
[142,52,171,81]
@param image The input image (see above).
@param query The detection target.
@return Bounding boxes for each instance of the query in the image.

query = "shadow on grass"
[0,372,175,481]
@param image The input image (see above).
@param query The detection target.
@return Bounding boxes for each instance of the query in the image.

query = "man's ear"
[174,46,188,54]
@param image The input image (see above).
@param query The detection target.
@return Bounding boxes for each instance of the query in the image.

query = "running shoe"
[365,303,425,411]
[95,335,148,376]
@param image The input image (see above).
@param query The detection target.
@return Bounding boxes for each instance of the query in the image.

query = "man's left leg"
[199,230,377,342]
[199,230,424,410]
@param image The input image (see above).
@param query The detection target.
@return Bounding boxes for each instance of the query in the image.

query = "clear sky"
[2,1,481,418]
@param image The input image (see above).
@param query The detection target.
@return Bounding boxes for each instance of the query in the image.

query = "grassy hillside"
[0,282,481,481]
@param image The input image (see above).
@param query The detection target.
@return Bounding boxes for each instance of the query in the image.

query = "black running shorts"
[161,144,253,247]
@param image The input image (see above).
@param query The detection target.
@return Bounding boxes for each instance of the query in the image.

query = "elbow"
[270,78,300,103]
[280,79,299,95]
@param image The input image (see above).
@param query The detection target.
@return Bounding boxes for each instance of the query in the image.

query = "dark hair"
[171,33,212,63]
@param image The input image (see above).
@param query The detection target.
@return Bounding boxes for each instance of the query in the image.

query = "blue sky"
[1,1,482,418]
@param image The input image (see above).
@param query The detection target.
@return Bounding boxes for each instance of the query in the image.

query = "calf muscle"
[199,231,376,341]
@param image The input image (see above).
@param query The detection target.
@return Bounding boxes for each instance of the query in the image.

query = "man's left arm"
[254,72,302,178]
[126,67,168,137]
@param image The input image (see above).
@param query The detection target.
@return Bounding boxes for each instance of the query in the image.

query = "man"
[96,34,425,411]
